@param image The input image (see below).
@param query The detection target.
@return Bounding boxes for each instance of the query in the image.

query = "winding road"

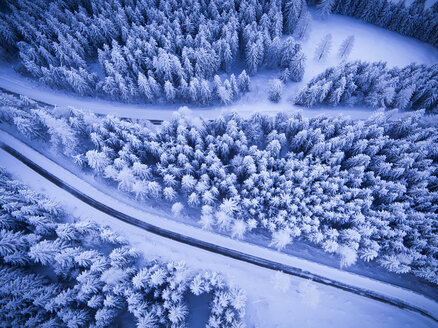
[0,129,437,325]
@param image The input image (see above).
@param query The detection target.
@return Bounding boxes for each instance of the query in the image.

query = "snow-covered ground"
[0,11,437,121]
[0,129,437,327]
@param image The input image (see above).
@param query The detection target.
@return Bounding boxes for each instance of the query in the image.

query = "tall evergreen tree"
[314,33,332,62]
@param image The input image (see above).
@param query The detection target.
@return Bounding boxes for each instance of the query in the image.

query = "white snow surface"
[0,129,437,327]
[1,12,437,122]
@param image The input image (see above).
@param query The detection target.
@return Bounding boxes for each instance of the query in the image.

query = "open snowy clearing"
[0,128,437,328]
[0,132,437,328]
[0,11,437,122]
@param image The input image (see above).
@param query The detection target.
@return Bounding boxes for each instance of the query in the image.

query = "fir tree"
[317,0,335,18]
[337,35,355,59]
[314,33,332,62]
[268,79,284,103]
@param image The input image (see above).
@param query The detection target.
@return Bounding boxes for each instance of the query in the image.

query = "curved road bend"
[0,139,437,323]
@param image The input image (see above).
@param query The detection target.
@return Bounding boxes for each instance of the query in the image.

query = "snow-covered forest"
[2,0,435,107]
[295,61,438,112]
[0,167,245,327]
[314,0,438,47]
[1,0,438,327]
[0,0,308,104]
[1,91,437,285]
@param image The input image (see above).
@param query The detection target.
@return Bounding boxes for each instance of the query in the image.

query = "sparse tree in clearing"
[298,281,320,308]
[338,245,357,268]
[268,79,284,103]
[270,229,292,250]
[314,34,333,62]
[237,70,251,92]
[271,271,291,292]
[337,35,355,59]
[171,202,184,217]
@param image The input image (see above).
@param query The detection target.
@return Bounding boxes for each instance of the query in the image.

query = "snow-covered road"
[0,129,437,327]
[0,64,382,121]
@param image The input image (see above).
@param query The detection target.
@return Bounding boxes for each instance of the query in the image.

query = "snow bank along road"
[0,129,437,323]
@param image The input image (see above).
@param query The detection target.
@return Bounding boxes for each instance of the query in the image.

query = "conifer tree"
[317,0,335,18]
[237,70,251,92]
[268,79,284,103]
[337,35,355,59]
[314,33,332,62]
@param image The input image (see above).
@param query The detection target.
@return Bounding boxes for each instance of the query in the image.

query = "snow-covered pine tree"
[314,33,332,62]
[246,37,264,74]
[237,70,251,92]
[337,35,355,59]
[199,79,212,105]
[293,10,312,40]
[284,0,307,34]
[164,80,176,102]
[268,79,284,103]
[288,52,306,82]
[189,78,200,103]
[316,0,335,18]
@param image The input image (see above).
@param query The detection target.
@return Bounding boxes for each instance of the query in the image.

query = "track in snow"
[0,141,437,324]
[0,86,164,125]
